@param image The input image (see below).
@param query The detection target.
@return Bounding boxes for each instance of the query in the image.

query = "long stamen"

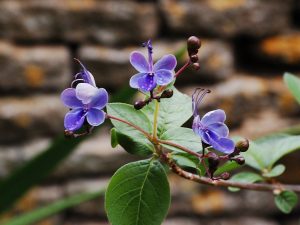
[71,78,84,88]
[192,88,211,116]
[143,40,153,72]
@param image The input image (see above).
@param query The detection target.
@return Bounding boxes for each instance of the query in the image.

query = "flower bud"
[190,54,199,63]
[161,89,173,98]
[134,100,146,110]
[207,152,220,169]
[220,172,231,180]
[192,63,200,70]
[234,156,245,165]
[235,139,249,152]
[187,36,201,55]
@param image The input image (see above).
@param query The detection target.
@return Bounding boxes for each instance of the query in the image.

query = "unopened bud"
[235,139,249,152]
[64,130,74,138]
[161,89,173,98]
[190,54,199,63]
[234,156,245,165]
[187,36,201,55]
[134,100,146,110]
[192,63,200,70]
[220,172,231,180]
[207,152,220,169]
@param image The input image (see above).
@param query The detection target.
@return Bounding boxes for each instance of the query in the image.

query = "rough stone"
[79,39,233,89]
[0,0,158,45]
[0,95,65,144]
[257,32,300,66]
[159,0,292,38]
[0,42,70,93]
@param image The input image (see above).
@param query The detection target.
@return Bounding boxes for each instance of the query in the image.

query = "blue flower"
[61,61,108,131]
[192,89,234,154]
[129,40,177,92]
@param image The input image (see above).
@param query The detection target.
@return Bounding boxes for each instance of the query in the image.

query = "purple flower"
[129,40,177,92]
[192,89,234,154]
[61,61,108,132]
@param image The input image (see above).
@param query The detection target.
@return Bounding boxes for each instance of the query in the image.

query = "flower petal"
[61,88,83,108]
[154,69,174,85]
[201,109,226,126]
[207,131,235,154]
[76,83,99,104]
[130,51,149,73]
[86,108,105,126]
[64,108,86,131]
[153,54,177,71]
[207,122,229,138]
[89,88,108,109]
[129,72,147,89]
[138,74,157,92]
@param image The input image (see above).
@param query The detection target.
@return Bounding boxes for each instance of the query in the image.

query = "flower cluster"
[61,60,108,133]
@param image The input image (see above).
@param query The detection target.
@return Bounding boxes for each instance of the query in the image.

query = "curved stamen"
[142,40,153,72]
[192,88,211,116]
[71,78,85,88]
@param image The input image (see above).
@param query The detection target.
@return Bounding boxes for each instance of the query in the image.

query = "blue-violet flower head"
[192,89,234,154]
[129,40,177,92]
[61,61,108,131]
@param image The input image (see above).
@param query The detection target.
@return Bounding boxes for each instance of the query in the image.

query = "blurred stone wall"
[0,0,300,224]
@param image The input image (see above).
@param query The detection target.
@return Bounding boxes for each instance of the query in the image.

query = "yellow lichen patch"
[261,34,300,64]
[191,190,225,213]
[207,0,245,11]
[24,65,45,88]
[14,113,32,128]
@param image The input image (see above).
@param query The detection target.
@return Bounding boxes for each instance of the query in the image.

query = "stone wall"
[1,0,300,224]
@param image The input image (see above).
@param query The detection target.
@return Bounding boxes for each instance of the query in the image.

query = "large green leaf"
[214,161,241,176]
[142,88,192,134]
[105,159,170,225]
[283,72,300,104]
[111,128,153,156]
[160,127,202,153]
[3,190,105,225]
[275,191,298,214]
[228,172,263,192]
[243,134,300,170]
[0,87,136,214]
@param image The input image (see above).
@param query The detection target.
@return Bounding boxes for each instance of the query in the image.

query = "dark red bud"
[207,152,220,168]
[161,89,173,98]
[192,63,200,70]
[235,139,250,152]
[134,100,146,110]
[234,156,245,165]
[220,172,231,180]
[187,36,201,54]
[190,54,199,63]
[64,130,74,138]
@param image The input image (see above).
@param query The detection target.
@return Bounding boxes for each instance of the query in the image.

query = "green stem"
[152,100,160,140]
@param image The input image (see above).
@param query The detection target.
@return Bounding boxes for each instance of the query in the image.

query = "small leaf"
[160,127,202,153]
[110,128,118,148]
[214,161,241,176]
[112,129,153,156]
[142,88,192,134]
[242,134,300,170]
[172,153,199,169]
[275,191,298,214]
[105,159,170,225]
[263,164,286,178]
[284,72,300,104]
[228,172,263,192]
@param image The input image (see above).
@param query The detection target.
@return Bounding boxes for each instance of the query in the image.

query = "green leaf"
[172,153,199,169]
[111,128,118,148]
[228,172,263,192]
[275,191,298,214]
[214,161,241,176]
[112,129,153,156]
[105,159,170,225]
[107,103,153,156]
[3,190,105,225]
[142,88,192,134]
[283,72,300,104]
[0,87,136,214]
[263,164,285,178]
[160,127,202,153]
[243,134,300,170]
